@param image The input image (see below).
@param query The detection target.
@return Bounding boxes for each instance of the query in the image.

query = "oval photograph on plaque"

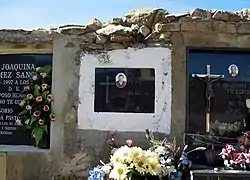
[228,64,239,77]
[115,73,127,88]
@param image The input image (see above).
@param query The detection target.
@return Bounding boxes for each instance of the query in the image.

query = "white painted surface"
[78,47,172,134]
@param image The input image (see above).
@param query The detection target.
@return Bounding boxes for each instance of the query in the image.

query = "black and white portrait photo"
[228,64,239,77]
[115,73,127,88]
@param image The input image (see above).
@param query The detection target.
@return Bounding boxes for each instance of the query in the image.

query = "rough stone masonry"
[2,8,250,180]
[2,8,250,51]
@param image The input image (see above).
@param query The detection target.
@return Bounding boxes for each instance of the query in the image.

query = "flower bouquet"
[219,131,250,170]
[88,129,206,180]
[18,65,55,148]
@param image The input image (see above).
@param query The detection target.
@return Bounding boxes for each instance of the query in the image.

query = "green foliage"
[18,65,55,148]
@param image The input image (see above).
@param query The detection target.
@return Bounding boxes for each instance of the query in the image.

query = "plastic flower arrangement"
[219,131,250,170]
[88,129,205,180]
[18,65,55,148]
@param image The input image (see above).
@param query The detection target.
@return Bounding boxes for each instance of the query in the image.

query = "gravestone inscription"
[94,68,155,113]
[187,49,250,137]
[0,54,52,146]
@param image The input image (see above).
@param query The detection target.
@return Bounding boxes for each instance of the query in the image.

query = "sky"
[0,0,249,29]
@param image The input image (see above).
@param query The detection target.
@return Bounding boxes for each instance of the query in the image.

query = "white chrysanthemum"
[111,145,132,163]
[155,146,166,156]
[109,162,129,180]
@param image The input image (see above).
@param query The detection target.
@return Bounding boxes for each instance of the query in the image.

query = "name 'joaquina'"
[1,64,35,71]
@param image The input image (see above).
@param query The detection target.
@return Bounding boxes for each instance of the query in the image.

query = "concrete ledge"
[53,175,87,180]
[0,145,49,153]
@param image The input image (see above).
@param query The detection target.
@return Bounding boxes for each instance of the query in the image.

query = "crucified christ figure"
[192,65,224,133]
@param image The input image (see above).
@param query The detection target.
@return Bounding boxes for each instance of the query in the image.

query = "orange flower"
[33,111,40,117]
[27,94,33,99]
[36,96,43,103]
[26,105,32,110]
[41,84,48,90]
[38,119,44,125]
[47,94,53,102]
[24,85,30,91]
[43,105,49,111]
[40,73,47,78]
[19,100,25,107]
[50,113,56,121]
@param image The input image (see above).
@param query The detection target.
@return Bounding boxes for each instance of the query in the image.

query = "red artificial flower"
[27,94,33,99]
[26,105,32,110]
[244,131,250,138]
[36,96,43,103]
[43,105,49,111]
[40,73,47,78]
[33,111,41,117]
[50,113,56,121]
[19,100,25,107]
[107,138,115,147]
[47,94,53,102]
[41,84,48,90]
[23,85,30,91]
[38,119,44,125]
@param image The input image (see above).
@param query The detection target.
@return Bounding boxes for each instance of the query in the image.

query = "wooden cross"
[99,76,115,104]
[192,65,224,133]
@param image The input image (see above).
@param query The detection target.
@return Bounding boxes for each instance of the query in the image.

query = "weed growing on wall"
[18,65,55,148]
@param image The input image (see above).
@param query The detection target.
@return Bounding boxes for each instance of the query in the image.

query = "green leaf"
[33,127,44,146]
[30,116,37,126]
[24,119,30,125]
[33,85,41,97]
[18,109,28,116]
[42,65,52,75]
[42,91,50,100]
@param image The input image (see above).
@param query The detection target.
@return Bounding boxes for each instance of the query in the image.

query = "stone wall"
[1,7,250,180]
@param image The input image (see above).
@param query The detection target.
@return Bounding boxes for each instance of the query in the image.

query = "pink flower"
[109,129,116,136]
[126,139,133,147]
[107,138,115,147]
[244,131,250,138]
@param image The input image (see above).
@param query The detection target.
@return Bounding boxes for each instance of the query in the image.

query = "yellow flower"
[109,162,129,180]
[144,150,158,159]
[131,146,143,160]
[146,157,162,176]
[133,154,147,175]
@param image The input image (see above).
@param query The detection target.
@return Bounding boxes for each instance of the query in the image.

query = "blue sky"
[0,0,249,29]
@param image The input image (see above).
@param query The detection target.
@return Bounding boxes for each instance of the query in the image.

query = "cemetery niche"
[186,48,250,170]
[94,68,155,113]
[0,54,52,148]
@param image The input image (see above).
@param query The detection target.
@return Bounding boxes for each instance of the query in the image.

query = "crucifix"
[99,76,115,104]
[192,65,224,133]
